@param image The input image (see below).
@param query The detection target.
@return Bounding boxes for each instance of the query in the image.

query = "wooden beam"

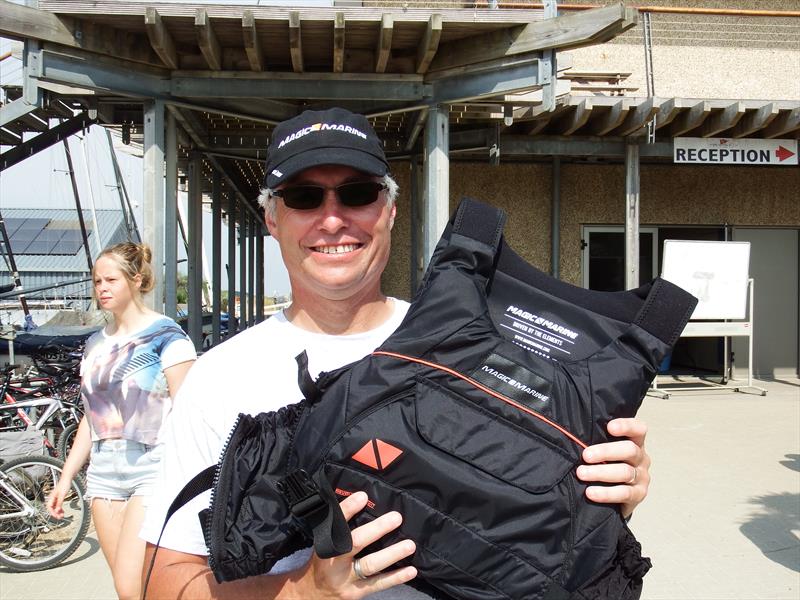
[761,107,800,139]
[375,14,393,74]
[652,97,682,130]
[699,101,745,137]
[558,98,592,135]
[289,11,304,73]
[196,8,222,71]
[617,97,661,136]
[416,14,442,75]
[589,101,629,135]
[729,102,779,138]
[333,12,345,74]
[242,10,264,72]
[0,0,161,67]
[670,100,710,137]
[429,4,636,73]
[145,7,179,70]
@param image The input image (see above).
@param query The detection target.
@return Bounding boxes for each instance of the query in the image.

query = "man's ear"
[389,203,397,230]
[264,210,279,240]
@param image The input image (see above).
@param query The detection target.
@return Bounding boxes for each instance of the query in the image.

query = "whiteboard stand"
[649,279,767,398]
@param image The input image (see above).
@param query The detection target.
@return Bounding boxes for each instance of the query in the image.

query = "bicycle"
[0,454,90,571]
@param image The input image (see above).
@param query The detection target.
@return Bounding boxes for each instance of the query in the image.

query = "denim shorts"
[86,439,163,501]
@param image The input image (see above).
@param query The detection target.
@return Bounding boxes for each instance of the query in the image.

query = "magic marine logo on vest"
[277,122,369,148]
[479,365,550,402]
[470,353,553,408]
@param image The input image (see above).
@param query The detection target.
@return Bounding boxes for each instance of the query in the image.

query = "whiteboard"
[661,240,750,319]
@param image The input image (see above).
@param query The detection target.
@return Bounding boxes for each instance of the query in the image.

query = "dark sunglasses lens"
[338,182,384,207]
[280,186,324,210]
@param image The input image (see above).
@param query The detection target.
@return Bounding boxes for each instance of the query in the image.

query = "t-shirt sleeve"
[139,362,221,554]
[160,336,197,370]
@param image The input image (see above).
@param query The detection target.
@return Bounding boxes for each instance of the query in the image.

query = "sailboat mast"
[62,139,93,272]
[0,210,31,317]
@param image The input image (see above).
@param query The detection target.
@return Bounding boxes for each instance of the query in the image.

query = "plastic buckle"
[278,469,326,519]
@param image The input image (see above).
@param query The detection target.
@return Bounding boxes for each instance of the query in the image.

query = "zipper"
[206,412,247,575]
[372,350,588,450]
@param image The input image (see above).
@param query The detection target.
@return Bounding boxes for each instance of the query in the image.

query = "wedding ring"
[353,557,369,580]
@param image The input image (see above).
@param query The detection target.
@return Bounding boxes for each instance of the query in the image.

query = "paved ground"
[1,377,798,600]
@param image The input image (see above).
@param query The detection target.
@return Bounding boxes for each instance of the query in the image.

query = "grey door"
[732,228,799,379]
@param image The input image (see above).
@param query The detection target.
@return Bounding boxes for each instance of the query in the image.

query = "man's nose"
[317,190,347,229]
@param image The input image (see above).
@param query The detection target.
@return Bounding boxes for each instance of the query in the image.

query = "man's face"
[265,164,396,304]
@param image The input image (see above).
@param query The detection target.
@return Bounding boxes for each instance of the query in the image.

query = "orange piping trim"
[372,350,588,450]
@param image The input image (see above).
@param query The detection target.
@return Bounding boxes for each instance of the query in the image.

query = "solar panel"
[55,239,84,255]
[1,218,26,237]
[24,239,60,255]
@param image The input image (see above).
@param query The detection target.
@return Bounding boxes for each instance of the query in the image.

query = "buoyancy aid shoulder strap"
[442,198,507,282]
[142,465,216,599]
[633,278,698,346]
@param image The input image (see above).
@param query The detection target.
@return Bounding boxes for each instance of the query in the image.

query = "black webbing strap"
[633,278,699,346]
[452,197,506,254]
[142,465,216,600]
[279,469,352,558]
[296,351,321,404]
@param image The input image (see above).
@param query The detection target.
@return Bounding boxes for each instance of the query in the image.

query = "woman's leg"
[91,498,125,573]
[91,496,147,600]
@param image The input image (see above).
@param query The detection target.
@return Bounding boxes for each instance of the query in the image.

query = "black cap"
[264,107,389,188]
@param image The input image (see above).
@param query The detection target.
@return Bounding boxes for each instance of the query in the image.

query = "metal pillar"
[164,112,178,319]
[239,205,247,329]
[227,195,237,334]
[61,139,93,273]
[211,173,222,345]
[255,223,264,324]
[422,105,450,267]
[143,99,165,311]
[247,216,255,327]
[551,157,561,279]
[410,158,420,295]
[187,157,203,350]
[625,142,641,290]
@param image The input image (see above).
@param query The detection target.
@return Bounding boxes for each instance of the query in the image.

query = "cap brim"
[266,147,388,188]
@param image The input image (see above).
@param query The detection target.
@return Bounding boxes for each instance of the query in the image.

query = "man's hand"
[576,417,651,518]
[301,491,417,599]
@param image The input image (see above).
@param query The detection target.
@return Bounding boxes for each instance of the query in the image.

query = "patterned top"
[80,317,196,445]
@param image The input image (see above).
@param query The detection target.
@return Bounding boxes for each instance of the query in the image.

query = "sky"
[0,38,291,297]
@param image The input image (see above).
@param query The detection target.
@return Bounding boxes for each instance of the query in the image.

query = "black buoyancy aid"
[160,198,697,600]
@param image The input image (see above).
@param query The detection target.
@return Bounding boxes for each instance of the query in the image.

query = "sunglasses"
[272,181,387,211]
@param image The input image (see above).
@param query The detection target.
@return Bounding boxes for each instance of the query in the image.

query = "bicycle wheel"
[55,423,79,461]
[0,455,90,571]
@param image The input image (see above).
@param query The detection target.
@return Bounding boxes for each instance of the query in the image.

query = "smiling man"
[140,107,652,599]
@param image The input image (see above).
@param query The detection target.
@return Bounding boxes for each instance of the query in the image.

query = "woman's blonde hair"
[93,242,154,307]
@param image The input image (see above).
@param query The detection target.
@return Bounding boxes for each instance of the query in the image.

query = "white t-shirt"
[141,299,432,598]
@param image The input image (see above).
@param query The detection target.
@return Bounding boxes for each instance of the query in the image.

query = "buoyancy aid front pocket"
[415,377,576,494]
[326,462,566,600]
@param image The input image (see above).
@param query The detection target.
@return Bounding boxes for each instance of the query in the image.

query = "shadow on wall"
[739,490,800,573]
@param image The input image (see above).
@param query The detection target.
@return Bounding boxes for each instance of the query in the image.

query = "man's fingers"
[355,539,416,579]
[351,511,403,550]
[338,491,370,521]
[576,463,637,484]
[605,417,647,447]
[582,439,642,465]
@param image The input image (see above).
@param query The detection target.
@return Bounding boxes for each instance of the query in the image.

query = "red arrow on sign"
[776,145,796,162]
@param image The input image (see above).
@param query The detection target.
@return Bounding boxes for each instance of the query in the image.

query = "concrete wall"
[382,160,800,299]
[560,0,800,100]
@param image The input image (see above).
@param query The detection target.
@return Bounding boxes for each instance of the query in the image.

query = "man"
[141,107,651,599]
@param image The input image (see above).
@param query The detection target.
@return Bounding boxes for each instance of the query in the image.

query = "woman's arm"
[46,415,92,518]
[163,361,195,400]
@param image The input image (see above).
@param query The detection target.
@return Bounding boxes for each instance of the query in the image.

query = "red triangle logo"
[376,439,403,468]
[351,439,404,470]
[351,440,379,469]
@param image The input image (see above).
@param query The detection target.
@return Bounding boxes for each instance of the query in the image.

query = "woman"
[47,242,196,600]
